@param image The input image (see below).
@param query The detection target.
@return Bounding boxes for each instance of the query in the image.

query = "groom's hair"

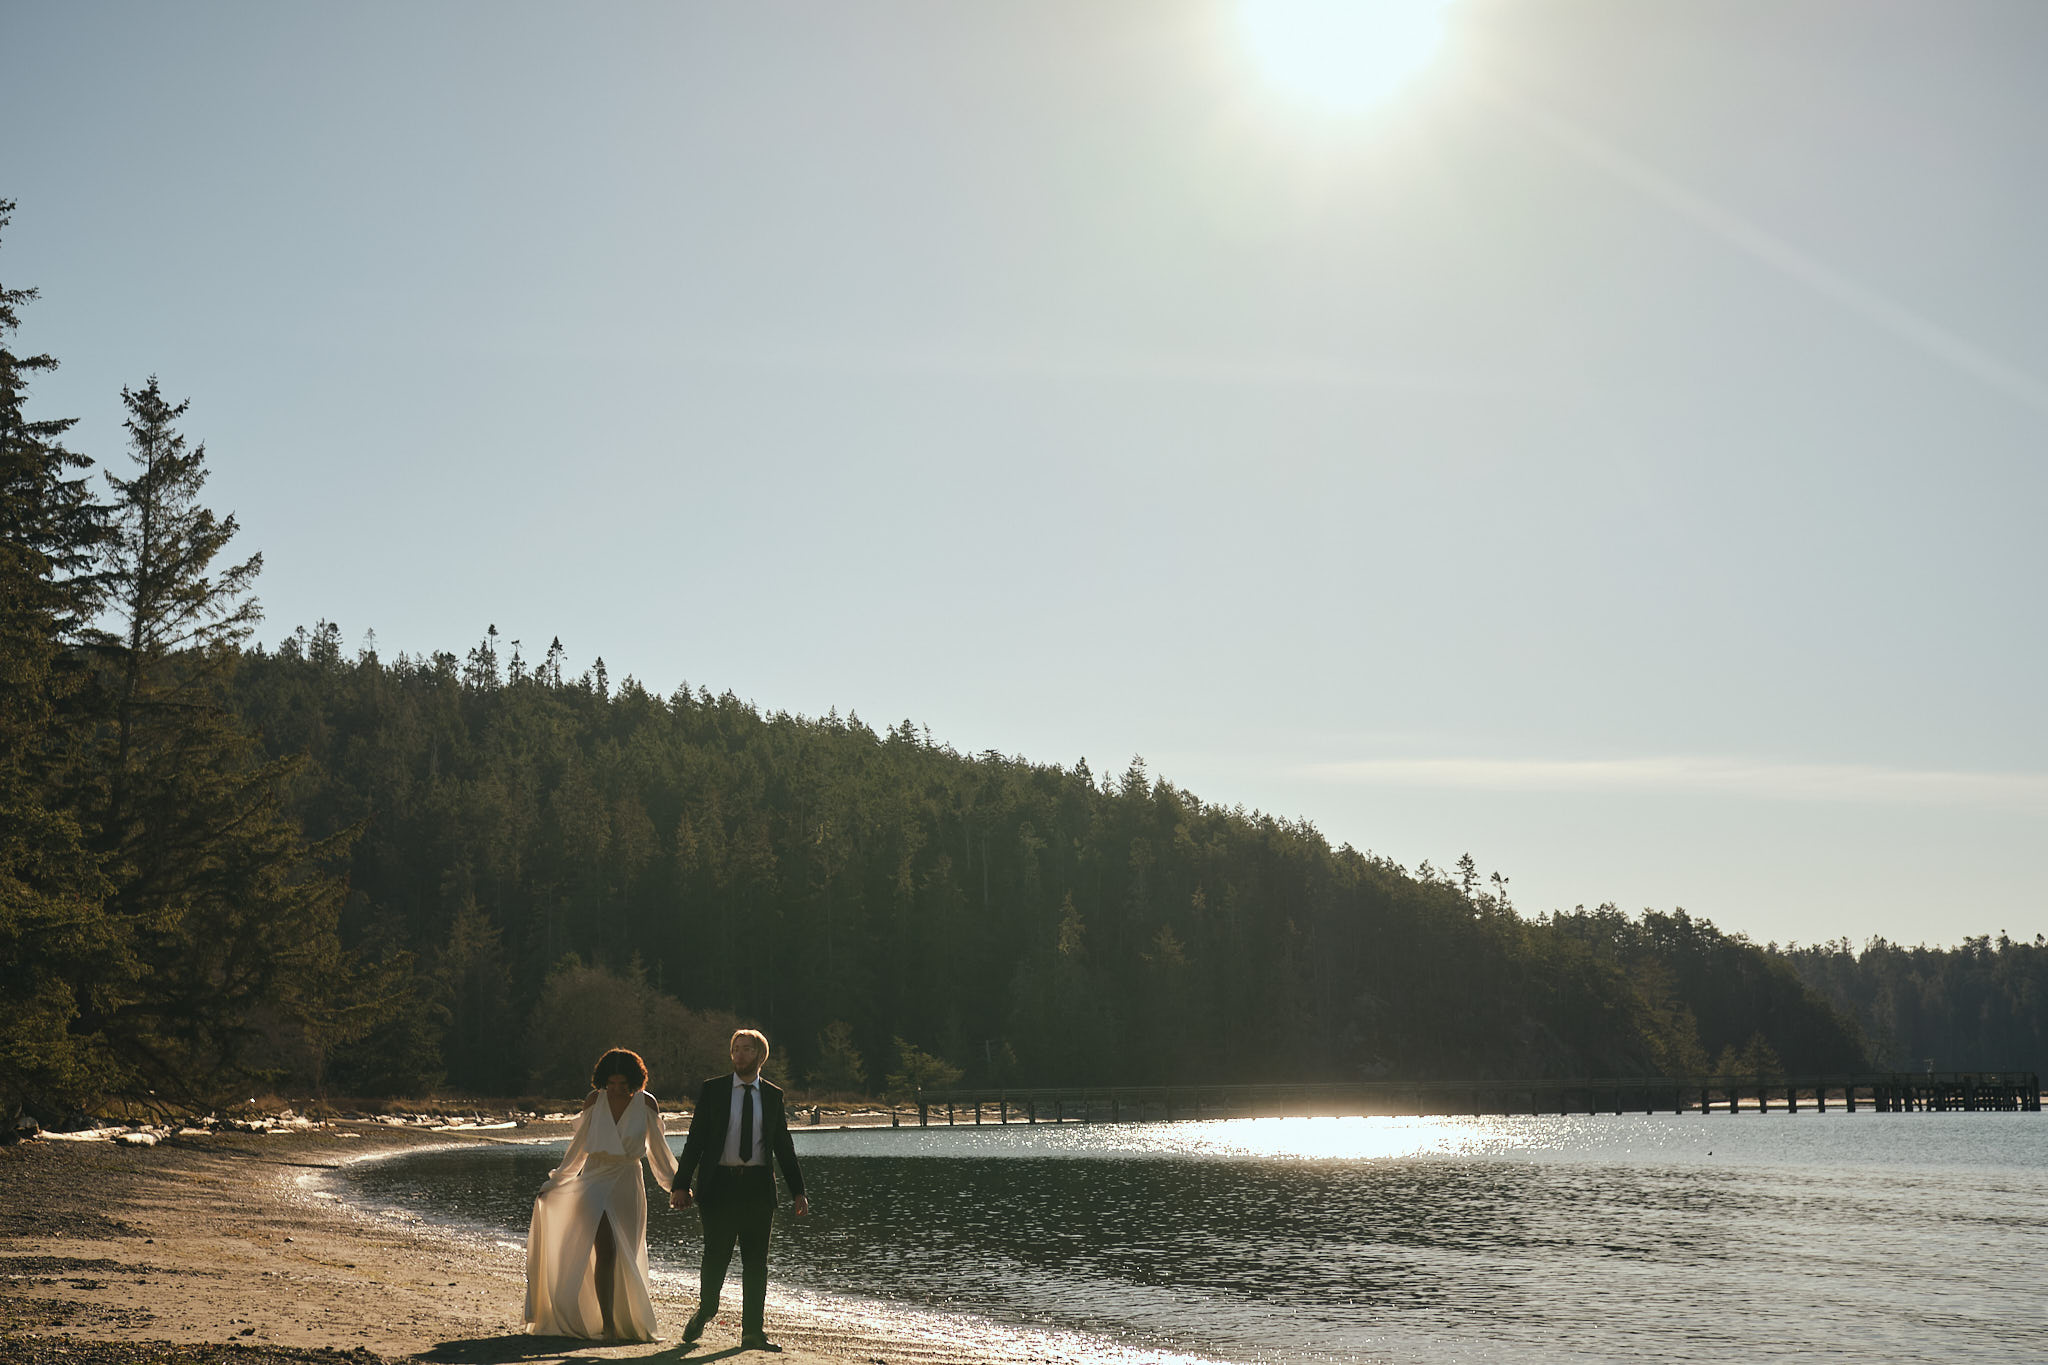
[592,1047,649,1089]
[731,1028,770,1064]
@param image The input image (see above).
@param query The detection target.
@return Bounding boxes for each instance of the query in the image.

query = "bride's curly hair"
[591,1048,649,1089]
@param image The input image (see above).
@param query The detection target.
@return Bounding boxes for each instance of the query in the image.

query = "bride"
[525,1048,680,1340]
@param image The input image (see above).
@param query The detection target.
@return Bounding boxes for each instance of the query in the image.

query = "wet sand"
[0,1120,985,1365]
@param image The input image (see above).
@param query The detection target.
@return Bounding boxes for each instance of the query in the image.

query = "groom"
[672,1028,808,1352]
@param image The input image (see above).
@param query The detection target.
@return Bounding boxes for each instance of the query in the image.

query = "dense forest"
[3,200,2040,1115]
[1780,935,2048,1075]
[232,630,1881,1098]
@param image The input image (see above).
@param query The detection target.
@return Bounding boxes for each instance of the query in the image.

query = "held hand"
[793,1195,810,1216]
[670,1187,693,1211]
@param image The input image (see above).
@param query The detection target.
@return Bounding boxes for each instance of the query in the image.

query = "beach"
[0,1119,973,1365]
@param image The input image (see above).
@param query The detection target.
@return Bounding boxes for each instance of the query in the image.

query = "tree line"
[1779,934,2048,1075]
[4,200,2039,1116]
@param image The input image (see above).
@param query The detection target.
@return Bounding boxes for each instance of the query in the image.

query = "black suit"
[677,1073,805,1338]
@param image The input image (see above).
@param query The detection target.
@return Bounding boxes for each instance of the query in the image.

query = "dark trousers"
[697,1166,774,1335]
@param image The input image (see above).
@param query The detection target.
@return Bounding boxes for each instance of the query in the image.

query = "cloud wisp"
[1301,754,2048,814]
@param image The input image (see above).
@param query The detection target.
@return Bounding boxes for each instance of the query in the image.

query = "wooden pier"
[914,1072,2041,1126]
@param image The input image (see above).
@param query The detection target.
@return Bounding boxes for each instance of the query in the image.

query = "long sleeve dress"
[524,1089,681,1340]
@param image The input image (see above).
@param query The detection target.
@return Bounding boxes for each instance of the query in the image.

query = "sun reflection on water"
[799,1113,1567,1163]
[1143,1114,1531,1161]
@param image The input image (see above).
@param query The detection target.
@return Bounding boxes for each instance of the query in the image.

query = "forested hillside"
[226,625,1870,1097]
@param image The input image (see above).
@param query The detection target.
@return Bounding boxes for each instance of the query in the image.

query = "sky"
[5,0,2044,950]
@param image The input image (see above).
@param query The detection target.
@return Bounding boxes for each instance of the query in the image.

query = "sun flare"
[1238,0,1453,113]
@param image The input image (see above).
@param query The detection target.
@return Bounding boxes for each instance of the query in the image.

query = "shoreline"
[0,1120,994,1365]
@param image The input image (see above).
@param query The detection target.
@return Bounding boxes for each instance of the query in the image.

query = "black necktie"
[739,1083,755,1163]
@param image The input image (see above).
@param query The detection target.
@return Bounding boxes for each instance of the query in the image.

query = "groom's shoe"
[739,1336,781,1353]
[681,1310,712,1344]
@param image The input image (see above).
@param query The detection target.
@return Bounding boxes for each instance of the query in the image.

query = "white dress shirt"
[719,1073,768,1166]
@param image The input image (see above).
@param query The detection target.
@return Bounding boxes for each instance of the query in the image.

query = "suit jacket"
[677,1074,805,1211]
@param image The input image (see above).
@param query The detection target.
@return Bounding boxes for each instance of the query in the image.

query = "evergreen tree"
[439,890,516,1092]
[0,200,119,1111]
[809,1019,867,1095]
[82,378,356,1101]
[885,1036,963,1098]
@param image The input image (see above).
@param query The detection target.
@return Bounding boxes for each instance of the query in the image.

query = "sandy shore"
[0,1120,988,1365]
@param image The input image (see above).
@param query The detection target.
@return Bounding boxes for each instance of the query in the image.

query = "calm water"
[339,1113,2048,1363]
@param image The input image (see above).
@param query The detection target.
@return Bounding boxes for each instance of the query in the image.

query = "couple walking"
[524,1029,808,1351]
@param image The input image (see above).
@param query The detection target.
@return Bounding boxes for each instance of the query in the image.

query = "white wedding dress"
[524,1089,680,1340]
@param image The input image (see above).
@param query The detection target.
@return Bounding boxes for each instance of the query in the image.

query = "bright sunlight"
[1237,0,1453,113]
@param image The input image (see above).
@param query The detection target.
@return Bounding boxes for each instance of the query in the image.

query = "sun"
[1237,0,1454,113]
